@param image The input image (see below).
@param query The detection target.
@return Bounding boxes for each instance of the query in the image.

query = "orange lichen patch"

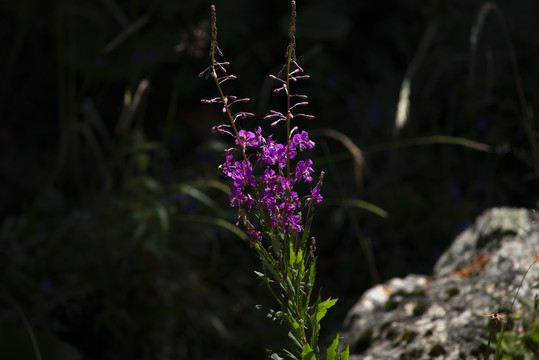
[452,255,491,278]
[535,253,539,261]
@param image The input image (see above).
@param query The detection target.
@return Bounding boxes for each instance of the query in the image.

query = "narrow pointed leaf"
[316,298,338,323]
[326,334,339,360]
[340,345,349,360]
[301,343,315,360]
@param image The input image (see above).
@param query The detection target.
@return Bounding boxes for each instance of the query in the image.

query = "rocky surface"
[340,207,539,360]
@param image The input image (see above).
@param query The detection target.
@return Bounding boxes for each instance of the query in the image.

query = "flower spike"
[198,4,345,359]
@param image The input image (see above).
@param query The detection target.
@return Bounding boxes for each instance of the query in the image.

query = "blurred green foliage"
[1,0,538,359]
[496,322,539,359]
[484,294,539,359]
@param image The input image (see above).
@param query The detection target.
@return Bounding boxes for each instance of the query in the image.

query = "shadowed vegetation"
[1,0,538,358]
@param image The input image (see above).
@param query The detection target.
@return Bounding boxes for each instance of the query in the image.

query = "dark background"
[1,0,538,359]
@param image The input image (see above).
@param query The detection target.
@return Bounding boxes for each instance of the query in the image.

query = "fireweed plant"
[199,2,349,360]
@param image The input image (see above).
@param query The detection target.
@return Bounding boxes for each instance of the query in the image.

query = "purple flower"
[219,155,232,176]
[287,214,303,232]
[201,2,322,244]
[230,184,255,209]
[247,229,262,242]
[280,200,296,216]
[308,185,323,204]
[290,130,314,151]
[261,136,286,168]
[231,160,256,188]
[295,159,314,182]
[254,126,264,144]
[236,129,261,147]
[262,191,278,217]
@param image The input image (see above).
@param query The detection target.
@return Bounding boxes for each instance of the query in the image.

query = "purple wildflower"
[261,136,287,168]
[290,130,314,151]
[201,2,322,241]
[295,159,314,183]
[308,185,323,204]
[288,214,303,232]
[236,129,260,147]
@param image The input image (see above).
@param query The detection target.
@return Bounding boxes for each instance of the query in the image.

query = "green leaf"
[282,349,299,360]
[270,352,285,360]
[316,298,338,323]
[340,345,350,360]
[301,213,314,246]
[270,233,283,254]
[288,331,303,352]
[261,255,281,282]
[326,334,339,360]
[301,343,315,360]
[151,199,169,234]
[326,335,349,360]
[526,323,539,343]
[289,240,304,269]
[305,260,317,306]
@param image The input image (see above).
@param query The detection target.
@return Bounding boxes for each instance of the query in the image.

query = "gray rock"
[340,207,539,359]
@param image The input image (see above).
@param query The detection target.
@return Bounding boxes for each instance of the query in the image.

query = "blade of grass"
[469,2,539,178]
[104,15,149,53]
[395,21,438,132]
[493,322,505,360]
[365,135,492,153]
[310,128,364,187]
[177,184,228,218]
[319,139,380,285]
[179,215,248,242]
[100,0,130,27]
[316,135,492,169]
[323,199,388,219]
